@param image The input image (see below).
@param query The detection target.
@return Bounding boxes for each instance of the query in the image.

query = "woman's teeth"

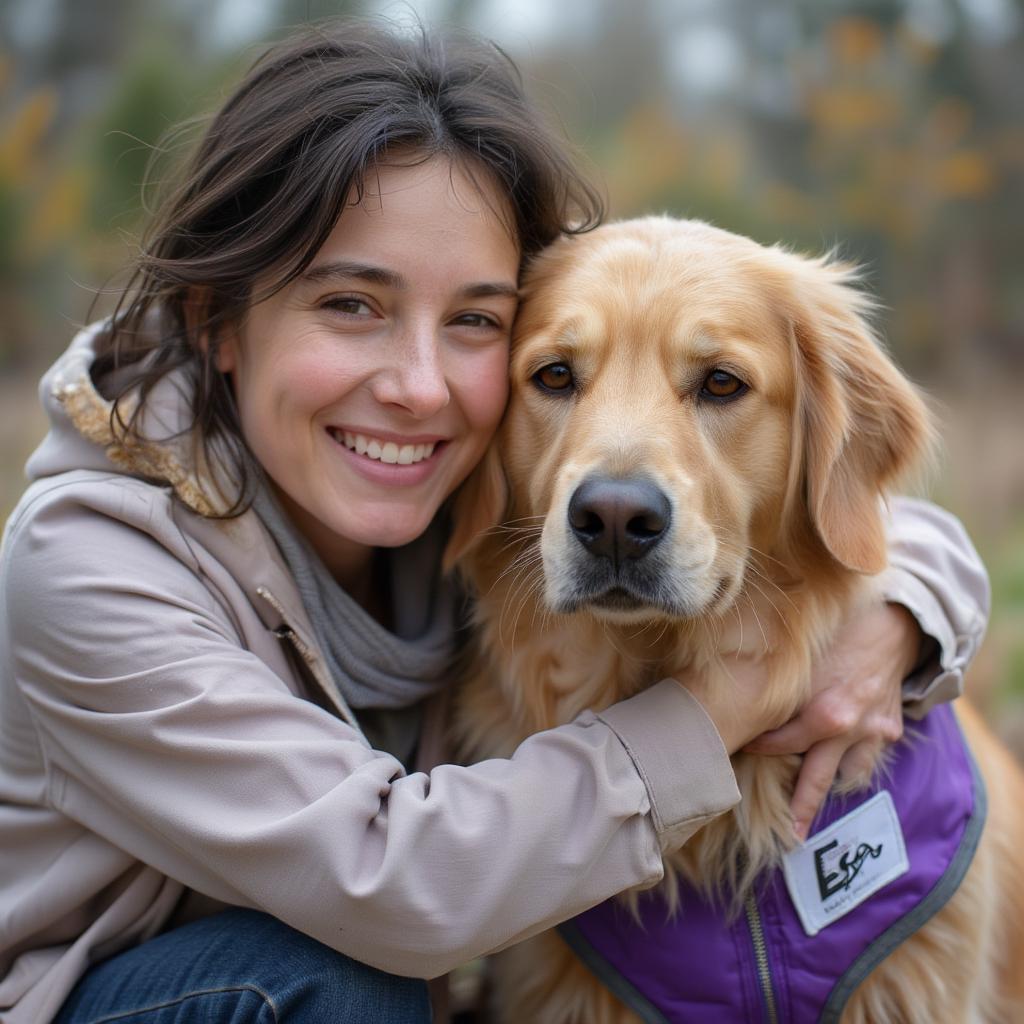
[333,430,437,465]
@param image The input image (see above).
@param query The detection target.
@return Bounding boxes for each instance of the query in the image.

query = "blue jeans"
[54,907,432,1023]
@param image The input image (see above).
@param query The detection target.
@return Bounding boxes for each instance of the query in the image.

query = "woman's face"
[217,157,519,580]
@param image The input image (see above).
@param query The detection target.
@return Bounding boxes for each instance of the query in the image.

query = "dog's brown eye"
[533,363,574,394]
[701,370,746,400]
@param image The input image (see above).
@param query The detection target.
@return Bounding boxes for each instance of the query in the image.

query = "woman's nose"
[370,326,450,418]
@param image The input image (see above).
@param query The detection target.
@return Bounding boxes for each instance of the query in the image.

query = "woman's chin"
[323,503,439,551]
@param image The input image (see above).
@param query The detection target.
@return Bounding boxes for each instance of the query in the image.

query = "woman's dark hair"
[100,18,604,514]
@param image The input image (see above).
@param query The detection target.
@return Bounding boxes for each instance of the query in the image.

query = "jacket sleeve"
[2,489,738,979]
[880,496,991,719]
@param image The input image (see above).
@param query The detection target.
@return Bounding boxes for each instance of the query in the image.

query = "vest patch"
[782,790,909,936]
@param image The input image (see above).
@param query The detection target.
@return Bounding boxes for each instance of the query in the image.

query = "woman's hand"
[743,602,922,843]
[680,657,792,757]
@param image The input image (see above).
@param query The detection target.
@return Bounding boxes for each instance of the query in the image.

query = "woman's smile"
[326,426,448,485]
[327,426,445,464]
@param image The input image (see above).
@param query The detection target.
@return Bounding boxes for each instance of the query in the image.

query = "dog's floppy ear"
[442,443,508,573]
[787,258,934,574]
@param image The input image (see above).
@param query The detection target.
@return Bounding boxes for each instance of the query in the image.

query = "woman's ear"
[789,260,934,574]
[212,336,237,374]
[443,443,508,573]
[183,288,236,371]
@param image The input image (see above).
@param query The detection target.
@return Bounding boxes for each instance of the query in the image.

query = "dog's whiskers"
[498,559,546,648]
[739,589,772,655]
[731,600,745,654]
[491,532,541,561]
[492,549,540,611]
[508,567,545,646]
[486,515,546,534]
[495,552,542,604]
[743,576,795,647]
[742,563,799,615]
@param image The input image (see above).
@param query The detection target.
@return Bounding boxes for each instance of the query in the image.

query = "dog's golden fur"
[447,218,1024,1023]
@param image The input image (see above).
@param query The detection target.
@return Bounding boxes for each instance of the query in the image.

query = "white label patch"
[782,790,909,937]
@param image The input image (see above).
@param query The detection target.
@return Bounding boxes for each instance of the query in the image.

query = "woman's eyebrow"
[301,260,403,289]
[462,281,520,300]
[301,260,519,300]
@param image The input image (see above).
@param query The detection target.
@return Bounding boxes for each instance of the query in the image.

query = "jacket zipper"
[256,585,360,730]
[744,891,780,1024]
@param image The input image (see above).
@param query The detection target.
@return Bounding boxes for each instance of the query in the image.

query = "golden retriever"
[445,218,1024,1023]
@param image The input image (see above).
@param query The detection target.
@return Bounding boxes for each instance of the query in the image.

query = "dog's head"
[447,217,933,624]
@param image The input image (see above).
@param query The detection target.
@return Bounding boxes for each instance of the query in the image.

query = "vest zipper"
[744,891,780,1024]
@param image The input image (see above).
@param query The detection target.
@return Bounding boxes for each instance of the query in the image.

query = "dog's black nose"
[568,477,671,563]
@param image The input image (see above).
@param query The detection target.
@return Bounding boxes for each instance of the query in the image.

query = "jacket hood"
[27,319,233,516]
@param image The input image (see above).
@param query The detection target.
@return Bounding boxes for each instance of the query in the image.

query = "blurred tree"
[275,0,367,23]
[2,0,1021,379]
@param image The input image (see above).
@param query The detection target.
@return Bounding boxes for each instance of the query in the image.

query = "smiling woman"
[0,16,992,1024]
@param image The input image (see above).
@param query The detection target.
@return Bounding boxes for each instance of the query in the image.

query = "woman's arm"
[881,495,990,716]
[745,496,990,841]
[3,487,749,979]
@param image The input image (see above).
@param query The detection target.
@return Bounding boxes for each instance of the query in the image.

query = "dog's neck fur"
[454,511,870,909]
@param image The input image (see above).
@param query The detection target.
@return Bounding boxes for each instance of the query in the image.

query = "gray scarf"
[253,487,459,757]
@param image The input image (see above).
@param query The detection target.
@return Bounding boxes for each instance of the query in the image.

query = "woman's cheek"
[464,344,512,437]
[277,345,360,407]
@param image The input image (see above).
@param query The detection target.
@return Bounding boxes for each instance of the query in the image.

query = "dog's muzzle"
[562,475,673,613]
[551,475,718,617]
[568,476,671,566]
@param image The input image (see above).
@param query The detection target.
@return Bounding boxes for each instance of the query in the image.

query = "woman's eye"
[452,313,500,329]
[323,297,373,317]
[532,362,575,394]
[700,369,747,401]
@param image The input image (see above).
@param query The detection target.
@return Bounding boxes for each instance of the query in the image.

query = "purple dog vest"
[559,705,984,1023]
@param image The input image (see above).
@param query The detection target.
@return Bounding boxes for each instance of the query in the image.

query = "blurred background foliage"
[1,0,1022,733]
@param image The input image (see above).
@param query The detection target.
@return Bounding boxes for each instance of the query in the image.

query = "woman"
[0,20,987,1024]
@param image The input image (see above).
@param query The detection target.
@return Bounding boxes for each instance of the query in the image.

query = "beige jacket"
[0,323,989,1022]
